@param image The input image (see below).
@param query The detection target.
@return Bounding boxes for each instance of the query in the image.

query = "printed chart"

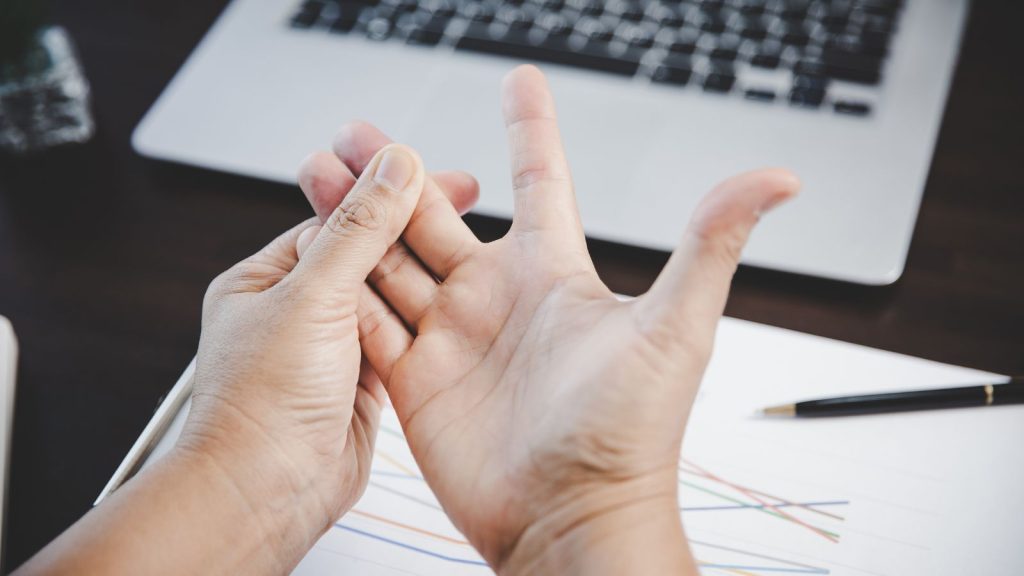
[293,408,853,576]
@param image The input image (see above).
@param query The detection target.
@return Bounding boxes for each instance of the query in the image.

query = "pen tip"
[760,404,796,417]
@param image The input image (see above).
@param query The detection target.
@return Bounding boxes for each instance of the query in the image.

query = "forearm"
[15,443,328,575]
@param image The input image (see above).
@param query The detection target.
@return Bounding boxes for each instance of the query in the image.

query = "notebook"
[0,317,18,570]
[114,317,1023,575]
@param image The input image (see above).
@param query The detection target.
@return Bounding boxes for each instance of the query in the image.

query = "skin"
[15,65,798,576]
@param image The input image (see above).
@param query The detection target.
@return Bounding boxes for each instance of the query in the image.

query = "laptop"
[132,0,968,285]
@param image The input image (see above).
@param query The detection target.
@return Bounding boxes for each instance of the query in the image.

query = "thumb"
[638,168,800,347]
[291,143,425,303]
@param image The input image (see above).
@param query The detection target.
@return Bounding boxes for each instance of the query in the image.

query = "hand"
[16,144,482,576]
[175,143,477,571]
[302,65,800,574]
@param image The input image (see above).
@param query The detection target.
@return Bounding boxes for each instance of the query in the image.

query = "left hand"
[178,143,479,563]
[14,145,480,576]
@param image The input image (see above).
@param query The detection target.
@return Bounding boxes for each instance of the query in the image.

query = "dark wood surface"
[1,0,1022,571]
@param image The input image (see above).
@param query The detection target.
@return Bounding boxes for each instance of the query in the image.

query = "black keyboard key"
[575,17,615,41]
[697,13,728,33]
[735,0,767,17]
[789,86,825,107]
[821,49,884,84]
[834,100,872,116]
[656,27,699,54]
[398,12,450,44]
[745,88,776,101]
[702,63,735,92]
[651,54,693,85]
[793,57,827,77]
[771,21,809,46]
[775,0,810,21]
[735,16,769,41]
[607,0,645,21]
[750,50,780,69]
[460,2,496,23]
[419,0,455,17]
[455,23,643,76]
[365,16,394,39]
[645,3,685,27]
[537,12,573,37]
[792,73,829,91]
[566,0,603,16]
[291,1,324,27]
[496,6,533,30]
[708,33,741,61]
[615,22,658,48]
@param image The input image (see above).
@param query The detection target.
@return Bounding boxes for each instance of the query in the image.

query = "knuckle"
[369,244,412,285]
[326,196,389,236]
[689,216,747,274]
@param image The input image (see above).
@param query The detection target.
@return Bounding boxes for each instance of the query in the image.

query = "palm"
[389,240,700,555]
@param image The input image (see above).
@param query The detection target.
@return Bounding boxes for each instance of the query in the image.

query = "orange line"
[350,509,470,546]
[681,459,839,543]
[376,451,418,477]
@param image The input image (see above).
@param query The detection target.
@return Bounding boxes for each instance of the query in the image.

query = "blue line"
[683,500,849,513]
[700,564,828,574]
[334,524,489,567]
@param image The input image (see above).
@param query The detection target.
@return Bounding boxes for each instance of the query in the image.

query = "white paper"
[141,318,1023,575]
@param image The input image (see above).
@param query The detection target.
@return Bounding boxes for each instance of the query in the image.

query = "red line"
[681,459,839,543]
[350,509,470,546]
[679,462,845,522]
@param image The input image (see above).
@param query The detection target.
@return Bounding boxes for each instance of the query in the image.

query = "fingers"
[639,169,800,349]
[297,218,420,383]
[357,285,412,385]
[501,65,584,245]
[298,151,358,222]
[291,144,425,307]
[331,121,481,278]
[432,170,480,216]
[367,243,439,330]
[298,152,479,220]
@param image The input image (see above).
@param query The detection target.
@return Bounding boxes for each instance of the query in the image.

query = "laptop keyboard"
[289,0,904,117]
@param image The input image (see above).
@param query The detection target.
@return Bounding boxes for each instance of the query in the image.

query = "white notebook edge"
[0,316,19,570]
[94,357,195,506]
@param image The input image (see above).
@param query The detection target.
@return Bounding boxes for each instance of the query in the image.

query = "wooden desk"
[1,0,1021,570]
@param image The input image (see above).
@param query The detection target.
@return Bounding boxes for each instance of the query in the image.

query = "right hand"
[301,65,800,574]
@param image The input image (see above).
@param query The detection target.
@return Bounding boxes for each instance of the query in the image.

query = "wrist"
[498,472,696,576]
[173,407,343,564]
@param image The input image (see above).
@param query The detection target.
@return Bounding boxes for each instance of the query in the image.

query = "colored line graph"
[334,448,843,575]
[335,525,488,567]
[680,458,843,542]
[344,423,845,576]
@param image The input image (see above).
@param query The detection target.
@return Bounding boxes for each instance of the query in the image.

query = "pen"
[94,357,195,505]
[761,378,1024,417]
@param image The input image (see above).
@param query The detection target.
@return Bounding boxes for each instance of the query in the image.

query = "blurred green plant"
[0,0,51,80]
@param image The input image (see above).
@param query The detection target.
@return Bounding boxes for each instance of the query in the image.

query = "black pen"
[761,378,1024,417]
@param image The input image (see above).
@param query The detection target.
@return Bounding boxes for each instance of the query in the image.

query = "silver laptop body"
[133,0,968,284]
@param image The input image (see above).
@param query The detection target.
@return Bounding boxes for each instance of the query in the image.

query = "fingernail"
[373,147,416,192]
